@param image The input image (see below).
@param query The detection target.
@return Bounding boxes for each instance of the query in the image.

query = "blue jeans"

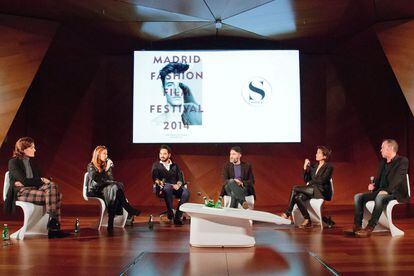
[224,180,248,208]
[354,191,396,227]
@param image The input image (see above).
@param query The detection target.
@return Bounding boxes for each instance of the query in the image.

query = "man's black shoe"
[174,219,184,226]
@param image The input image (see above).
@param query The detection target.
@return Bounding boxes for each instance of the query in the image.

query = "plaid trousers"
[17,182,62,220]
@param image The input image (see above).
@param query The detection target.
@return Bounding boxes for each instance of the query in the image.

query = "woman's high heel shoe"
[280,213,293,224]
[299,219,312,229]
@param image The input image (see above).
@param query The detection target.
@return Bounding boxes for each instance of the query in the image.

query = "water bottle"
[215,196,223,208]
[2,224,10,246]
[148,215,154,230]
[207,198,215,207]
[74,218,80,233]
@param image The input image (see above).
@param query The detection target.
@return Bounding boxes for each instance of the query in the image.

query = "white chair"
[362,174,410,237]
[223,195,255,209]
[3,171,48,240]
[82,172,128,230]
[292,179,334,229]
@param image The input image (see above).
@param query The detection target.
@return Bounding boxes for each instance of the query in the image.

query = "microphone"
[369,176,374,192]
[107,158,114,168]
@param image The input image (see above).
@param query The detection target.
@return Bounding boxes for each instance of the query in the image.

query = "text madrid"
[153,55,201,64]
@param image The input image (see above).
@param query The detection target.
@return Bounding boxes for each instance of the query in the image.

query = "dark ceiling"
[1,0,413,49]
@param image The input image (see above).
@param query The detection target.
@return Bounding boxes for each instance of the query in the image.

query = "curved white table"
[180,203,291,247]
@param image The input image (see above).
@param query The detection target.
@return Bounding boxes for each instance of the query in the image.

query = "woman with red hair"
[87,145,140,233]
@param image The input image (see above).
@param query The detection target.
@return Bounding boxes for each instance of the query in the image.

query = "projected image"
[133,50,300,143]
[153,62,202,126]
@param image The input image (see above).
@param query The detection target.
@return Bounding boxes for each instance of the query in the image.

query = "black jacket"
[4,157,43,214]
[220,161,256,198]
[373,155,409,202]
[86,162,114,196]
[304,162,333,200]
[151,161,184,185]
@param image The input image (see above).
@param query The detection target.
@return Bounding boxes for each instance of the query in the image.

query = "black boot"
[117,190,141,216]
[174,210,183,225]
[107,206,115,234]
[167,209,174,220]
[48,216,69,239]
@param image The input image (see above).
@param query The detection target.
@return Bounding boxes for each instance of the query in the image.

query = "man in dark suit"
[347,139,409,237]
[151,144,190,225]
[220,146,255,209]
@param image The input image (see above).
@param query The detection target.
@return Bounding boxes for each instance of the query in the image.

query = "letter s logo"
[248,81,265,101]
[242,77,272,106]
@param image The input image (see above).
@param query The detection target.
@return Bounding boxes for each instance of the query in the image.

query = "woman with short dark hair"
[5,137,67,238]
[87,146,140,233]
[280,146,333,228]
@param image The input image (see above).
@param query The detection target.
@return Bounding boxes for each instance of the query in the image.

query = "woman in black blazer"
[5,137,68,238]
[87,146,140,233]
[281,146,333,228]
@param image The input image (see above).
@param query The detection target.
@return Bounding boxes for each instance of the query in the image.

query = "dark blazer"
[220,161,256,198]
[373,155,409,202]
[304,162,333,200]
[86,163,114,196]
[4,157,43,214]
[151,161,184,185]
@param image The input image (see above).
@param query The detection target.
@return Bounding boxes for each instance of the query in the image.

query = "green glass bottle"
[2,224,10,246]
[215,196,223,208]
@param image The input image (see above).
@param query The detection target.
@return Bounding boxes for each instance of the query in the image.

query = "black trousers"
[224,180,248,208]
[353,191,396,228]
[285,185,314,220]
[163,183,190,220]
[107,189,136,228]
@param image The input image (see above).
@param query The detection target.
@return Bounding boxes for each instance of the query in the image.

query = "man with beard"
[151,145,190,225]
[220,146,255,209]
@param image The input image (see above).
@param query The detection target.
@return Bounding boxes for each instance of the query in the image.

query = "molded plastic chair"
[292,179,334,229]
[82,172,128,230]
[362,174,410,237]
[3,171,48,240]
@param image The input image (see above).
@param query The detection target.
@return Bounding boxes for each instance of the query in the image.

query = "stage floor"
[1,205,414,275]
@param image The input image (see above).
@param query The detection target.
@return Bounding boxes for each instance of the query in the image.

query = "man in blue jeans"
[345,139,409,237]
[151,145,190,225]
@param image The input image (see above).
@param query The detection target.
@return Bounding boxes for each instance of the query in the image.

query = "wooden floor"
[1,205,414,275]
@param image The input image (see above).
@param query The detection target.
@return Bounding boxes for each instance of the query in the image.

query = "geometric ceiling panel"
[164,22,267,41]
[223,0,296,38]
[131,4,210,22]
[137,21,210,40]
[204,0,274,20]
[120,0,214,20]
[1,0,413,44]
[375,20,414,116]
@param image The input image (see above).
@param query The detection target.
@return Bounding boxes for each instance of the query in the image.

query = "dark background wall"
[1,22,413,208]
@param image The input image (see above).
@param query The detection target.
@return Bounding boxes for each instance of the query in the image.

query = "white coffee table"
[180,203,291,247]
